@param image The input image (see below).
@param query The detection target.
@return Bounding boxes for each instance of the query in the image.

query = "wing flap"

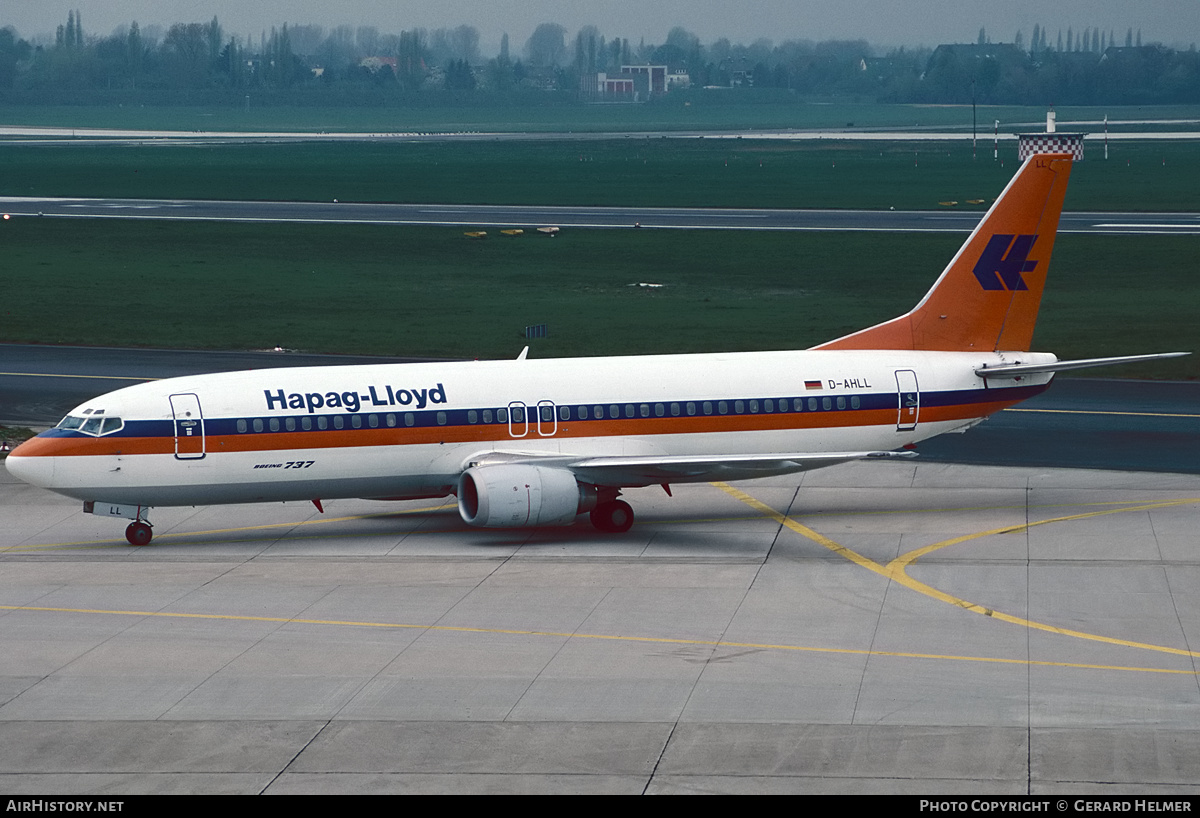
[566,450,916,486]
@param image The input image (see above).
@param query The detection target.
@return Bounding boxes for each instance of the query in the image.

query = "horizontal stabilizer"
[976,352,1189,378]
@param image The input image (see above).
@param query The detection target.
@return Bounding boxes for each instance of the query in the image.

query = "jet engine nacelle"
[457,464,596,527]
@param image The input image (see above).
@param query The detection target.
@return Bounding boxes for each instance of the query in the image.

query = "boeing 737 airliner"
[6,153,1185,544]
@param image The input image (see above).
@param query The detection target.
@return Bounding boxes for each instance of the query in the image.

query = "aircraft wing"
[467,450,915,487]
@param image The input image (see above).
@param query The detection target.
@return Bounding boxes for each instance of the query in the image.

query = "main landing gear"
[590,499,634,533]
[125,521,153,546]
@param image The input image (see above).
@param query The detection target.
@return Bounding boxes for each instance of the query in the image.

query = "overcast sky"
[5,1,1198,53]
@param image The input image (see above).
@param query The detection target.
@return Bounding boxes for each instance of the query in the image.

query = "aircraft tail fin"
[816,153,1073,353]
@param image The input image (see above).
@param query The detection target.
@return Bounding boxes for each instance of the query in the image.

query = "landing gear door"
[169,393,206,460]
[895,370,920,432]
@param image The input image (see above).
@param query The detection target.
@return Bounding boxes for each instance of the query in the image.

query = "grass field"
[3,137,1200,211]
[3,218,1195,379]
[7,100,1200,134]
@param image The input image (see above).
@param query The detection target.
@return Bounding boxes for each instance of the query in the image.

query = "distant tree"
[262,24,303,88]
[651,42,687,71]
[1126,28,1134,47]
[206,16,222,64]
[127,21,144,85]
[449,25,480,64]
[396,29,426,90]
[525,22,566,66]
[0,27,33,88]
[445,58,475,90]
[572,25,601,75]
[161,22,209,87]
[356,26,380,56]
[286,25,324,58]
[666,26,698,52]
[216,37,246,87]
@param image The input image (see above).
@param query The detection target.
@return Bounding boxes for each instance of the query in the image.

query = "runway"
[4,195,1200,234]
[3,346,1200,793]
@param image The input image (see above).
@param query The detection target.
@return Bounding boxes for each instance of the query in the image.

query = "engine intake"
[458,464,596,527]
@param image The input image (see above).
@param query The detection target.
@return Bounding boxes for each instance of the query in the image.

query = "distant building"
[621,64,668,95]
[359,56,397,74]
[596,72,636,98]
[667,71,691,89]
[591,65,668,101]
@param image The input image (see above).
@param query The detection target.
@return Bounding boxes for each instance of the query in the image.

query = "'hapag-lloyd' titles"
[264,384,447,414]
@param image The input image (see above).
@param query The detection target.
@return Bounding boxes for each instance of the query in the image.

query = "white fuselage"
[7,348,1054,507]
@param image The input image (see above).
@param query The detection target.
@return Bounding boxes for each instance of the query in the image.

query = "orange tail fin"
[816,153,1073,353]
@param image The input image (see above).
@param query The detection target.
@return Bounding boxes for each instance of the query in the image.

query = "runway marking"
[8,211,979,233]
[0,371,157,381]
[4,497,1182,550]
[717,482,1200,661]
[6,492,1200,675]
[0,602,1195,677]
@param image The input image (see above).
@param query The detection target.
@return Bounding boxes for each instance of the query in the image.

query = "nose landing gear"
[125,521,154,546]
[83,502,155,546]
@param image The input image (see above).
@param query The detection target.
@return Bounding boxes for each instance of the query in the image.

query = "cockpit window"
[57,414,123,436]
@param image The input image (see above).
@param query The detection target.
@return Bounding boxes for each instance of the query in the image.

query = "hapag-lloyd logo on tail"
[973,234,1038,291]
[264,383,446,414]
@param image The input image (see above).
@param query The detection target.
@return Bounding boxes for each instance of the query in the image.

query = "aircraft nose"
[5,443,54,488]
